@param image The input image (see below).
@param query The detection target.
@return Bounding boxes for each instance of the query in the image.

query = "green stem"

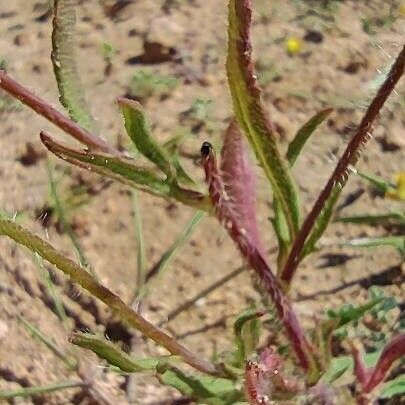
[0,381,85,399]
[69,332,178,373]
[131,190,146,304]
[0,218,219,376]
[46,159,95,277]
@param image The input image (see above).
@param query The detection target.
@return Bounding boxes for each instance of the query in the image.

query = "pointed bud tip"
[116,96,143,111]
[201,142,213,157]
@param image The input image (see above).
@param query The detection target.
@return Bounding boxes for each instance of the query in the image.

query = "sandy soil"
[0,1,404,404]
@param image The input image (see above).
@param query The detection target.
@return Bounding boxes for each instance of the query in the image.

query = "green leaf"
[18,315,77,370]
[32,253,69,328]
[274,108,332,269]
[163,131,197,186]
[227,0,300,238]
[46,159,93,274]
[301,187,341,257]
[323,350,381,383]
[335,212,405,226]
[0,381,85,399]
[271,200,290,271]
[232,308,264,367]
[69,332,177,372]
[138,211,205,300]
[327,296,384,329]
[51,0,95,131]
[157,366,239,404]
[131,190,147,301]
[368,287,398,322]
[41,132,169,193]
[344,236,405,256]
[380,375,405,399]
[358,171,393,194]
[129,70,179,100]
[40,132,210,211]
[287,108,333,166]
[172,156,197,186]
[118,97,175,178]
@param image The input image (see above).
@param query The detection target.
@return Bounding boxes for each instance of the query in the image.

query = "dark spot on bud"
[200,141,212,157]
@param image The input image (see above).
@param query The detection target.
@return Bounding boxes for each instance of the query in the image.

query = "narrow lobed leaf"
[162,131,197,186]
[46,159,92,273]
[69,332,177,373]
[357,171,394,195]
[0,381,85,399]
[227,0,300,238]
[335,212,405,226]
[131,190,147,302]
[287,108,333,166]
[274,108,332,270]
[322,351,382,384]
[344,236,405,256]
[118,97,175,178]
[157,366,238,404]
[40,132,210,211]
[41,132,169,193]
[18,315,77,370]
[52,0,95,131]
[221,120,264,255]
[140,211,205,299]
[326,296,384,330]
[300,187,341,258]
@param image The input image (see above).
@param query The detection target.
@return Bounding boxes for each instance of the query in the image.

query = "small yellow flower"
[399,4,405,17]
[286,37,302,55]
[386,172,405,201]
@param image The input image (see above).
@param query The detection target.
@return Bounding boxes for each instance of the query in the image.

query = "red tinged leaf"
[201,142,315,373]
[227,0,300,239]
[352,334,405,393]
[220,120,264,256]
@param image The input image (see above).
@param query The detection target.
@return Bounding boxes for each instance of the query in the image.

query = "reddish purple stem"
[0,70,120,156]
[352,334,405,393]
[281,45,405,286]
[201,142,313,371]
[220,120,265,256]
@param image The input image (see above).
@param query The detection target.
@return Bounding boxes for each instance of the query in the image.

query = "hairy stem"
[0,70,119,155]
[281,45,405,286]
[0,218,219,376]
[201,143,316,375]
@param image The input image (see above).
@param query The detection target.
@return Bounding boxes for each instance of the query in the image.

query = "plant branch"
[0,381,86,399]
[200,143,317,376]
[0,218,219,376]
[281,44,405,286]
[0,70,119,155]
